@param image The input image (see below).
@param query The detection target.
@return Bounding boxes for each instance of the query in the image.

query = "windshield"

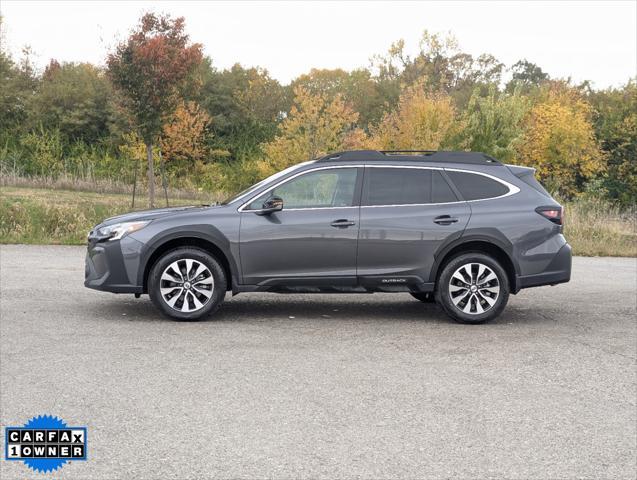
[220,161,315,205]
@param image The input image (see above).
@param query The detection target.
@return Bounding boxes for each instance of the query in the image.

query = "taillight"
[536,206,563,226]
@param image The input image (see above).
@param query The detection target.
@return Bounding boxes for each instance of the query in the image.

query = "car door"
[239,166,362,286]
[356,166,471,289]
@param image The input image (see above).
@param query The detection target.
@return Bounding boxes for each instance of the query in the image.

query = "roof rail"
[380,150,436,155]
[317,150,501,165]
[319,150,386,161]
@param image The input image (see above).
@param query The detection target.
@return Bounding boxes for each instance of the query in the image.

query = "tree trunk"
[146,143,155,208]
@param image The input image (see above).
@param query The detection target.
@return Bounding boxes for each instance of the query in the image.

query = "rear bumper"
[515,243,572,292]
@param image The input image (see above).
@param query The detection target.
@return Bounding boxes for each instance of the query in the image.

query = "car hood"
[100,205,210,227]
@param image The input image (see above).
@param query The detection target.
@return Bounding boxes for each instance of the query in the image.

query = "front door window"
[247,168,358,210]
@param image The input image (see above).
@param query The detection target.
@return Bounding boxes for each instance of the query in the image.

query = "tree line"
[1,13,635,206]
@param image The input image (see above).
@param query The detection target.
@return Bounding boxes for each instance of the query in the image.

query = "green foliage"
[589,81,637,204]
[462,85,530,162]
[203,158,263,196]
[192,61,288,160]
[18,128,64,175]
[29,61,116,144]
[505,59,549,93]
[0,46,38,137]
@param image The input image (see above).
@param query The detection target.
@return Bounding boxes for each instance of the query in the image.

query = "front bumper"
[84,236,144,294]
[516,243,572,291]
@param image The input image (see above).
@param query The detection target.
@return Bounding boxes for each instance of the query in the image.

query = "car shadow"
[91,293,538,326]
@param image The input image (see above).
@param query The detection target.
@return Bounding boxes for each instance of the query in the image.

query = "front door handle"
[433,215,458,225]
[331,219,356,228]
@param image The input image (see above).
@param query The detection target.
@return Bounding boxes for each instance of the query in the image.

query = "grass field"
[0,186,215,245]
[563,198,636,257]
[1,185,635,256]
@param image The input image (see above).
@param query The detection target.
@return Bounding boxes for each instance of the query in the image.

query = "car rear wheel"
[149,247,226,321]
[436,253,509,324]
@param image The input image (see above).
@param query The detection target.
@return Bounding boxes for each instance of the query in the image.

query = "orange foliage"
[160,101,210,164]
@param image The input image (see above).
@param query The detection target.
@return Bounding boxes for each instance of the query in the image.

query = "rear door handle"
[433,215,458,225]
[331,219,356,228]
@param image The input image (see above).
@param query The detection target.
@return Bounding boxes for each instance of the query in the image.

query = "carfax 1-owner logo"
[4,415,87,473]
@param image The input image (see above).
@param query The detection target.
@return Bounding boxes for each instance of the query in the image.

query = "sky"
[1,0,635,89]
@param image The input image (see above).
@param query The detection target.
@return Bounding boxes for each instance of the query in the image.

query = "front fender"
[133,223,241,288]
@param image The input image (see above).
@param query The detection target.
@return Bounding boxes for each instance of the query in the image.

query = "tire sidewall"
[149,247,226,321]
[436,253,509,324]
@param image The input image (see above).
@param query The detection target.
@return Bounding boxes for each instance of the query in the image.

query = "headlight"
[96,221,150,241]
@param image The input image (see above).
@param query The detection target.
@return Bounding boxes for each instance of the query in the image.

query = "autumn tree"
[370,80,463,150]
[106,13,202,207]
[160,100,210,174]
[515,84,604,196]
[290,68,385,127]
[260,86,363,176]
[371,31,503,109]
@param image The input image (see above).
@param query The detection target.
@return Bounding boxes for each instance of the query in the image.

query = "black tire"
[410,292,436,303]
[435,252,509,324]
[148,247,226,321]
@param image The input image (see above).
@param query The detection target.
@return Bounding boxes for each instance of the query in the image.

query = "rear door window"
[363,168,432,206]
[445,171,509,201]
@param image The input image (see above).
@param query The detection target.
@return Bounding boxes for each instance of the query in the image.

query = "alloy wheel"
[448,262,500,315]
[160,259,214,312]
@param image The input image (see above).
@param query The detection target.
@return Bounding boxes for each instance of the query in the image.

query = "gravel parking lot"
[1,245,635,479]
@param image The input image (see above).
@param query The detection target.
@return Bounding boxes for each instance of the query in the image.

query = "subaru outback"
[85,150,572,323]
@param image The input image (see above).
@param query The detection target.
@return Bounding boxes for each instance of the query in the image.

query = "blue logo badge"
[4,415,87,473]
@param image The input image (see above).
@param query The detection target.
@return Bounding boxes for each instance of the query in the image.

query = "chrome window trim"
[238,164,520,212]
[275,206,359,212]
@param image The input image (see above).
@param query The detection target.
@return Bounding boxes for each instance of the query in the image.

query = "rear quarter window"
[445,171,510,201]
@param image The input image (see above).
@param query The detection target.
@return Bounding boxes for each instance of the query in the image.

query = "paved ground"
[0,245,635,479]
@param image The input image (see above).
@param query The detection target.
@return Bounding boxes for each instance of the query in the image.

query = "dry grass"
[1,185,635,256]
[0,172,214,200]
[0,186,220,245]
[564,198,636,257]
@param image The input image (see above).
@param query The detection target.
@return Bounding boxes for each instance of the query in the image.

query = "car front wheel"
[148,247,226,321]
[436,253,509,324]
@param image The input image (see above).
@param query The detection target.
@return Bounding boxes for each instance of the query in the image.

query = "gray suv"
[85,150,571,323]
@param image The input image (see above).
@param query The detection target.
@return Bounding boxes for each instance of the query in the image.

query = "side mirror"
[255,196,283,215]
